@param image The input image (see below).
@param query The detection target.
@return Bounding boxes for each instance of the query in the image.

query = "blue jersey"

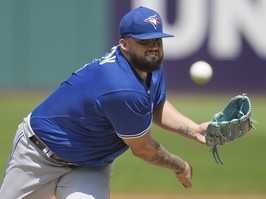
[30,45,166,167]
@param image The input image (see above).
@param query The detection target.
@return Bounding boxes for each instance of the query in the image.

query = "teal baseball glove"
[206,94,254,164]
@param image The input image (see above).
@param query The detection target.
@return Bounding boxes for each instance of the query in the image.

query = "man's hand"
[193,122,209,144]
[175,162,193,188]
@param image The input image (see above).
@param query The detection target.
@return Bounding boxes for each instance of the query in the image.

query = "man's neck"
[120,48,148,82]
[134,68,147,82]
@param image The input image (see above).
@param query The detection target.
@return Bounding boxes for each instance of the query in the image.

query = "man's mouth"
[146,51,159,58]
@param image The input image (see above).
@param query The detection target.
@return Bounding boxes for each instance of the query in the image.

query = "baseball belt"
[29,135,79,168]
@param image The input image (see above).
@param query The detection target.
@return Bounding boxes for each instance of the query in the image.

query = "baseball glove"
[206,93,254,164]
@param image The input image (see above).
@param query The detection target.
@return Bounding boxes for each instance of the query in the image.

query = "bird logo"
[144,15,161,29]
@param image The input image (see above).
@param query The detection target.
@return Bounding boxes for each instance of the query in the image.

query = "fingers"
[178,176,192,188]
[176,163,193,188]
[196,122,211,145]
[195,134,206,145]
[199,122,209,135]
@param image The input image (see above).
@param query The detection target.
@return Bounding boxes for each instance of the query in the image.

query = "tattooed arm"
[122,99,207,188]
[123,131,193,188]
[153,99,208,144]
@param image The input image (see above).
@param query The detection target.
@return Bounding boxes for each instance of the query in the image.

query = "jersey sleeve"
[96,91,152,139]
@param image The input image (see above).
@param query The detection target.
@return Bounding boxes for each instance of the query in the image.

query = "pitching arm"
[122,130,193,188]
[153,99,208,144]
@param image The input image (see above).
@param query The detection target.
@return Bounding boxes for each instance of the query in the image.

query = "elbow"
[131,149,153,161]
[130,140,159,161]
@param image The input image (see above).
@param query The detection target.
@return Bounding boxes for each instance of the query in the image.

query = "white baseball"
[189,61,213,84]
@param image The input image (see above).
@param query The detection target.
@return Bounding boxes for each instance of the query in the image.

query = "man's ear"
[119,38,129,52]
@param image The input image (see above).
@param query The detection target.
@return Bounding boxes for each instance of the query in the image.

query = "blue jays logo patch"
[144,14,161,29]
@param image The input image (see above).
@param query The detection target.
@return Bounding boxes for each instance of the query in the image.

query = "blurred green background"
[0,93,265,195]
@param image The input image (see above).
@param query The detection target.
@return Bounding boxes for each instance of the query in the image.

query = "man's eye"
[155,38,162,44]
[138,39,162,45]
[139,40,148,45]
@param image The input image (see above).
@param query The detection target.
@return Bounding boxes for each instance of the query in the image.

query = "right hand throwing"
[175,162,193,188]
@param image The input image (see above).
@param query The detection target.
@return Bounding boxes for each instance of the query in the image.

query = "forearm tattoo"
[179,126,192,136]
[149,141,186,174]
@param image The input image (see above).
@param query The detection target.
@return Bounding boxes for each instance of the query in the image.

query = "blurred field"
[0,92,266,196]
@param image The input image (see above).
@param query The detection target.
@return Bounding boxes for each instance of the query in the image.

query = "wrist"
[178,125,202,139]
[174,160,188,174]
[188,125,206,144]
[175,162,191,176]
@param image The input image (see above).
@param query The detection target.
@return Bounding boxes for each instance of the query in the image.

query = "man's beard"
[128,50,163,73]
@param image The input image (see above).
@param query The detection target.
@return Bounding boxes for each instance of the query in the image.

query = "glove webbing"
[211,114,224,165]
[211,146,223,165]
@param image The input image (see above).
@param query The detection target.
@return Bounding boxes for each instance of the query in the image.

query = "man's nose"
[148,39,158,49]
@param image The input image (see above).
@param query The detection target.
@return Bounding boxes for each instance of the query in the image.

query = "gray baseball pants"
[0,115,112,199]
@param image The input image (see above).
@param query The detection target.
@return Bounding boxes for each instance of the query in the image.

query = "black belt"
[29,135,79,168]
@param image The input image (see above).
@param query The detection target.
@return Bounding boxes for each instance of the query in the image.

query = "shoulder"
[94,45,125,67]
[97,90,149,111]
[95,90,150,122]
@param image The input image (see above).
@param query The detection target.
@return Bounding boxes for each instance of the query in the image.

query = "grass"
[0,92,265,195]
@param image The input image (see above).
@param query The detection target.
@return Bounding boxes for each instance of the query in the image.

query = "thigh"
[56,165,112,199]
[0,124,70,199]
